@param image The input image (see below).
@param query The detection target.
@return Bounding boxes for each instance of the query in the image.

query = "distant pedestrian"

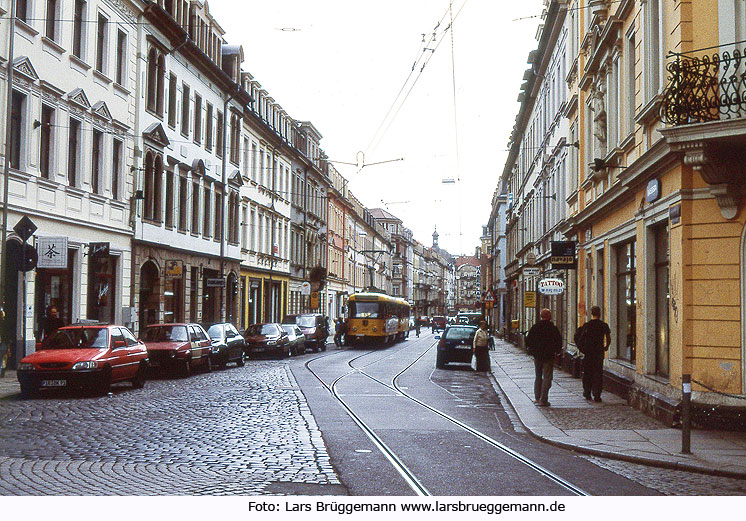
[575,306,611,402]
[472,320,490,372]
[415,319,421,338]
[334,318,345,347]
[525,309,563,407]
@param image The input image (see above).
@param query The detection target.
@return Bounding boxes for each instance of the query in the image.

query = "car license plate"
[456,343,471,350]
[41,379,66,387]
[356,334,364,337]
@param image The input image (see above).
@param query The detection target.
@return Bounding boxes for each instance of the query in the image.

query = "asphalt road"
[292,332,660,496]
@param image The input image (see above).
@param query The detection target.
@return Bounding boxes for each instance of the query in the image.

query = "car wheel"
[436,353,446,369]
[236,352,245,367]
[93,368,112,396]
[131,362,147,389]
[204,356,212,373]
[182,359,192,377]
[20,383,37,399]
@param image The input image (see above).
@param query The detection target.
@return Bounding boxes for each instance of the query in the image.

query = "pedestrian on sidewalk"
[525,308,563,407]
[415,319,421,338]
[576,305,611,402]
[472,320,491,372]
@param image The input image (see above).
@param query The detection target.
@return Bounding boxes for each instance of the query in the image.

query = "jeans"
[533,358,555,403]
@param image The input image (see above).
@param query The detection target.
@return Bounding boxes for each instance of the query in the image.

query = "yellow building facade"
[563,0,746,425]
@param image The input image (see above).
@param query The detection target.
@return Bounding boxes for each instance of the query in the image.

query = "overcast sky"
[209,0,545,256]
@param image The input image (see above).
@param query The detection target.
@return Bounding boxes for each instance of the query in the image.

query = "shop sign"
[550,241,577,269]
[524,291,536,308]
[669,203,681,225]
[310,291,320,309]
[89,242,110,257]
[525,251,537,265]
[37,236,68,268]
[206,277,225,288]
[646,179,661,203]
[165,260,183,279]
[301,281,311,296]
[523,267,540,276]
[538,278,565,295]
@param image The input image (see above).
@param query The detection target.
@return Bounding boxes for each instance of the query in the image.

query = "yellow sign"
[310,291,320,309]
[524,291,536,308]
[511,319,519,329]
[485,301,493,310]
[165,260,183,279]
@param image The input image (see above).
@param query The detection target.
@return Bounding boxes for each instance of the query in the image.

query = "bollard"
[681,374,691,454]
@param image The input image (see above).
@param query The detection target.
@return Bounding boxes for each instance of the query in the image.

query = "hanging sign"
[538,278,565,295]
[300,281,311,296]
[523,267,540,276]
[551,241,577,269]
[165,260,183,279]
[37,237,68,269]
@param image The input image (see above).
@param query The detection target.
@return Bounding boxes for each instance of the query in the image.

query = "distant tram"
[345,293,411,346]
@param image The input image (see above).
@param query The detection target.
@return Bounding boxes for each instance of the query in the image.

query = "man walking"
[525,308,563,407]
[577,306,611,402]
[334,318,345,348]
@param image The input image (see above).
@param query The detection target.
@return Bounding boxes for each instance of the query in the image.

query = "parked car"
[456,312,483,326]
[140,323,212,376]
[17,324,149,397]
[419,316,430,326]
[244,323,290,359]
[284,314,328,352]
[281,324,306,356]
[432,316,447,332]
[435,325,479,368]
[203,323,245,368]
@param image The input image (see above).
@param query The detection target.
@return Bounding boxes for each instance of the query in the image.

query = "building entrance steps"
[489,338,746,479]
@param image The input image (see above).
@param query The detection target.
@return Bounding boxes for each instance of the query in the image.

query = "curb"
[487,355,746,481]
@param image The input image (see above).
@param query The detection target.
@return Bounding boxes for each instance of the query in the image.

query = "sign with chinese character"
[37,237,68,268]
[551,241,577,269]
[165,260,183,279]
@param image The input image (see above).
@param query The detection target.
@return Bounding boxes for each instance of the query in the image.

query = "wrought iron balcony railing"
[660,45,746,125]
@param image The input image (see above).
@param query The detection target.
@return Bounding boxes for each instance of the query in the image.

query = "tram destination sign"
[550,241,577,269]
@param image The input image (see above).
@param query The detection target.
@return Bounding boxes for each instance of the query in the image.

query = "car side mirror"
[113,340,126,349]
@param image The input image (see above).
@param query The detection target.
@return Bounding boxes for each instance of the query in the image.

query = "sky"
[208,0,545,256]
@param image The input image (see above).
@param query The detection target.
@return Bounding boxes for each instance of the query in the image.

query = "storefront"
[239,268,288,326]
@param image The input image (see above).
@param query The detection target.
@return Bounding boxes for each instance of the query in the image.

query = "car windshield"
[42,328,109,349]
[142,325,189,342]
[444,327,477,342]
[281,325,295,336]
[248,324,279,336]
[206,325,224,340]
[297,316,316,327]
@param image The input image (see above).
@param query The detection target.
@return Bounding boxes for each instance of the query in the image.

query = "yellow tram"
[345,293,410,346]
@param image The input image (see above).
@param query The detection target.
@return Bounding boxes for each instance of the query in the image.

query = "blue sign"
[646,179,660,203]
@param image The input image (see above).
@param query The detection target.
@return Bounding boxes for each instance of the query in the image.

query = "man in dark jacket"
[577,306,611,402]
[525,308,563,406]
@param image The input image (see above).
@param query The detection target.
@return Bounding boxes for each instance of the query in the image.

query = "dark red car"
[141,323,212,375]
[17,325,149,397]
[244,323,290,359]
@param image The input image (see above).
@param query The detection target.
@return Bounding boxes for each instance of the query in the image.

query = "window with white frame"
[95,12,109,75]
[644,0,664,101]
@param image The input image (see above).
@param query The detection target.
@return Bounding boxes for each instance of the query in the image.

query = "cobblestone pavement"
[0,362,341,495]
[581,455,746,495]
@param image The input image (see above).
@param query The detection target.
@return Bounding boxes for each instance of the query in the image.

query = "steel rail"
[348,342,590,496]
[304,348,431,496]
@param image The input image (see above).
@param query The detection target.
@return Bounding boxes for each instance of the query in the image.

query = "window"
[68,118,81,186]
[178,170,188,231]
[191,179,200,234]
[9,91,25,170]
[147,49,158,113]
[45,0,59,41]
[153,156,163,222]
[115,30,127,85]
[95,13,108,75]
[91,129,102,195]
[181,83,190,136]
[16,0,28,23]
[214,190,223,241]
[205,103,213,150]
[644,0,663,100]
[616,241,636,363]
[111,139,122,199]
[39,105,54,179]
[626,32,636,135]
[203,184,211,238]
[216,110,223,158]
[72,0,86,59]
[144,153,163,222]
[167,73,177,127]
[144,153,154,220]
[165,169,174,228]
[193,93,202,144]
[654,223,669,377]
[230,114,240,165]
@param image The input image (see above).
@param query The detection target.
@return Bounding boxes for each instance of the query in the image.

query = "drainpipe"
[220,85,240,322]
[302,166,308,312]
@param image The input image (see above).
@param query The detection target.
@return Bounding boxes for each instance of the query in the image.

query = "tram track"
[304,339,589,497]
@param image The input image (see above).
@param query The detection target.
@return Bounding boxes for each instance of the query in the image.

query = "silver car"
[281,324,306,356]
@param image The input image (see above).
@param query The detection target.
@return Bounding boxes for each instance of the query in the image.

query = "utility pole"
[0,0,17,312]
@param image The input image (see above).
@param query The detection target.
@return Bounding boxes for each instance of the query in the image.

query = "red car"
[140,323,212,376]
[244,323,290,359]
[17,325,149,397]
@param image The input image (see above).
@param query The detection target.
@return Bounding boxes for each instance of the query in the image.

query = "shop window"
[654,223,670,377]
[616,241,637,363]
[88,254,117,323]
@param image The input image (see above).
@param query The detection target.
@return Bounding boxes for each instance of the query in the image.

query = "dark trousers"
[582,353,604,398]
[473,346,490,372]
[533,358,554,403]
[334,333,343,347]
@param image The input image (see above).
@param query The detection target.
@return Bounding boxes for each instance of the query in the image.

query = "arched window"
[156,53,166,115]
[153,154,163,222]
[146,48,157,113]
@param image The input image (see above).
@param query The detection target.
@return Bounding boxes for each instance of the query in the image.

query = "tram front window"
[351,302,379,318]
